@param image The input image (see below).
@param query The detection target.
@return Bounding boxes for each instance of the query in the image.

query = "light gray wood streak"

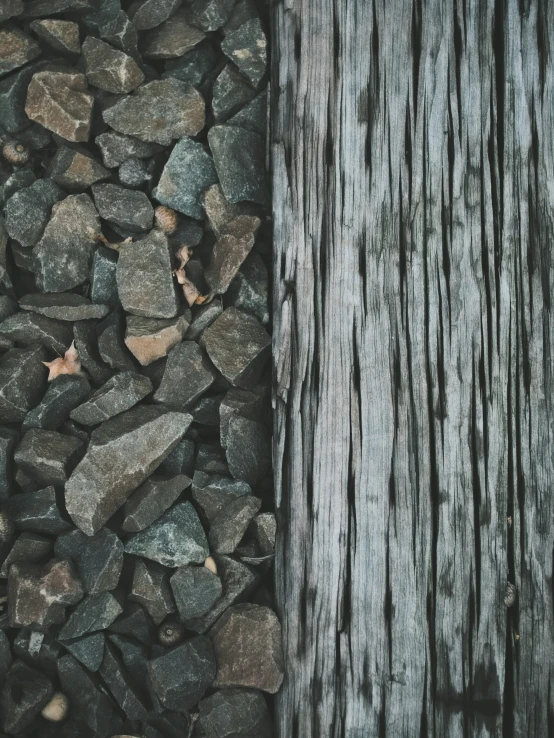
[272,0,554,735]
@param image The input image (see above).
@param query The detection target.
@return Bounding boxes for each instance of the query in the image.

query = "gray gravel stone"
[142,10,206,59]
[225,415,271,485]
[0,311,73,353]
[47,145,109,192]
[227,251,270,324]
[99,641,149,720]
[34,193,100,292]
[117,229,178,318]
[22,0,95,15]
[219,385,267,449]
[171,565,222,622]
[103,78,205,146]
[212,64,256,124]
[91,246,118,307]
[1,661,53,734]
[221,18,267,87]
[108,602,154,644]
[188,0,236,31]
[208,125,269,205]
[202,307,270,388]
[193,688,272,738]
[97,309,137,372]
[0,62,45,133]
[62,632,105,671]
[128,0,181,30]
[5,178,63,248]
[192,471,251,523]
[92,182,154,233]
[148,636,216,710]
[158,437,195,477]
[22,375,91,431]
[205,215,260,294]
[0,427,18,499]
[55,527,123,593]
[186,298,223,341]
[0,25,40,77]
[57,654,116,736]
[70,371,152,426]
[122,474,190,532]
[119,156,154,187]
[14,429,83,486]
[73,320,112,385]
[0,532,53,577]
[2,168,36,203]
[209,495,261,554]
[154,341,215,408]
[100,10,139,57]
[251,512,275,556]
[125,501,209,567]
[65,406,191,535]
[6,486,72,535]
[0,1,23,22]
[30,19,81,54]
[59,591,123,639]
[154,136,218,220]
[125,313,190,366]
[163,42,217,86]
[82,36,144,93]
[129,559,175,625]
[96,130,163,168]
[0,346,47,423]
[195,443,228,476]
[227,87,267,136]
[19,293,109,321]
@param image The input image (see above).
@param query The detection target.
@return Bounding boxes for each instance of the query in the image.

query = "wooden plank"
[271,0,553,735]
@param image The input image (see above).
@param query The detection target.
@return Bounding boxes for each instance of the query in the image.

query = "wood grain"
[271,0,554,735]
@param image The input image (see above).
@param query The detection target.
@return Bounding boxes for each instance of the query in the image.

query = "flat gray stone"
[62,632,104,671]
[59,591,123,639]
[129,559,175,624]
[219,385,267,449]
[186,298,223,341]
[5,178,63,248]
[125,313,190,366]
[0,532,53,577]
[227,87,267,137]
[170,565,222,622]
[209,495,261,556]
[0,26,40,77]
[208,125,269,205]
[154,341,215,408]
[122,474,191,532]
[226,415,271,485]
[99,641,149,721]
[47,145,109,192]
[221,18,267,87]
[119,157,153,187]
[205,215,260,294]
[19,293,109,321]
[22,374,91,431]
[191,470,251,523]
[212,64,256,124]
[55,527,123,593]
[227,251,269,324]
[142,9,205,59]
[103,78,205,146]
[125,501,209,567]
[163,41,217,86]
[188,0,235,31]
[91,246,118,307]
[0,346,47,422]
[153,136,218,219]
[30,20,81,54]
[70,371,152,426]
[251,512,276,556]
[65,406,191,535]
[95,130,163,168]
[194,688,273,738]
[97,309,137,372]
[158,437,195,477]
[1,661,53,734]
[82,36,144,93]
[0,62,46,134]
[92,182,153,233]
[14,429,83,486]
[116,229,178,318]
[128,0,181,30]
[0,1,23,22]
[6,486,72,535]
[0,311,73,353]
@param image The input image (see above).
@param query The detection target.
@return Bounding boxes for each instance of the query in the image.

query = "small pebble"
[41,692,70,722]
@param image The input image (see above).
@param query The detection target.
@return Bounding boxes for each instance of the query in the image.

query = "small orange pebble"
[43,341,82,381]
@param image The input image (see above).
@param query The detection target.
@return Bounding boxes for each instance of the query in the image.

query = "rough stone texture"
[0,61,45,133]
[251,512,275,556]
[119,156,153,187]
[62,632,104,671]
[188,0,235,31]
[33,194,100,293]
[70,371,152,426]
[55,527,123,593]
[158,437,195,477]
[108,601,153,644]
[153,136,218,219]
[154,341,215,408]
[91,247,118,307]
[163,41,217,86]
[22,375,90,432]
[14,429,83,486]
[205,215,260,294]
[82,36,144,93]
[122,474,190,532]
[210,604,283,693]
[193,443,228,476]
[99,641,149,721]
[73,320,112,385]
[148,636,216,710]
[0,312,73,354]
[171,565,222,622]
[142,10,205,59]
[128,0,181,30]
[100,10,139,57]
[0,0,23,22]
[0,349,47,423]
[221,18,267,87]
[192,471,251,523]
[65,406,191,535]
[125,502,209,567]
[5,178,63,248]
[96,130,162,168]
[8,558,83,627]
[1,661,53,734]
[209,495,261,554]
[92,182,153,233]
[30,20,81,54]
[129,559,175,625]
[212,64,256,124]
[97,309,137,372]
[25,69,94,142]
[22,0,95,15]
[0,428,18,499]
[208,125,269,206]
[47,145,109,192]
[203,183,241,237]
[0,25,40,77]
[225,415,271,485]
[58,654,116,736]
[202,307,270,388]
[193,688,273,738]
[219,385,267,449]
[117,229,178,318]
[186,298,223,341]
[227,88,267,137]
[227,251,269,324]
[6,487,72,535]
[19,293,109,321]
[192,395,223,427]
[59,591,123,639]
[125,314,190,366]
[103,78,205,146]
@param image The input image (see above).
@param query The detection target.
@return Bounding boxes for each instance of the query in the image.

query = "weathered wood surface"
[271,0,554,735]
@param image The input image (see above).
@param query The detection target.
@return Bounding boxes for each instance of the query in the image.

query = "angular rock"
[99,641,149,720]
[128,0,181,29]
[186,298,223,341]
[171,565,222,622]
[0,62,46,133]
[34,193,100,292]
[5,178,63,248]
[103,78,205,146]
[125,501,209,567]
[6,488,70,536]
[125,313,190,366]
[96,130,163,168]
[82,36,144,93]
[8,558,83,627]
[119,156,154,187]
[158,437,195,477]
[70,371,152,426]
[0,532,53,577]
[0,312,73,354]
[91,246,118,307]
[0,0,23,22]
[13,630,61,669]
[55,527,123,593]
[227,251,269,324]
[192,471,251,523]
[65,406,191,535]
[20,293,109,321]
[0,217,13,297]
[195,443,229,476]
[58,654,116,736]
[97,309,136,372]
[188,0,235,31]
[0,346,47,422]
[117,229,178,318]
[22,0,95,15]
[0,427,18,499]
[205,215,260,294]
[1,661,53,734]
[192,395,223,426]
[251,512,276,556]
[203,183,241,237]
[0,631,11,686]
[108,602,154,644]
[48,145,109,191]
[221,18,267,87]
[163,41,217,86]
[209,495,261,555]
[59,591,123,639]
[193,688,272,738]
[142,10,206,59]
[129,559,175,625]
[22,375,91,431]
[226,415,271,485]
[153,135,217,219]
[212,64,256,124]
[210,604,283,693]
[154,341,215,408]
[209,125,268,206]
[14,429,83,486]
[202,307,270,388]
[73,320,112,385]
[2,168,36,204]
[25,69,94,142]
[122,474,190,533]
[219,384,267,448]
[93,182,153,233]
[227,87,267,136]
[0,26,40,77]
[30,19,81,54]
[108,632,149,677]
[148,636,216,710]
[62,632,104,671]
[100,10,139,56]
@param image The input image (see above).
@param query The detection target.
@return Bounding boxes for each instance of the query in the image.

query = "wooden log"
[271,0,554,735]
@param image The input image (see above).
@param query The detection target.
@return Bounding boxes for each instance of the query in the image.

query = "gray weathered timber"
[272,0,554,736]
